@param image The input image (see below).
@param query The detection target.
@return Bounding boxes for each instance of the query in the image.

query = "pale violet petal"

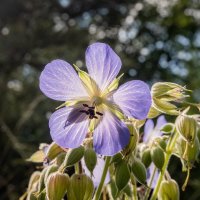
[49,107,89,148]
[85,43,121,91]
[155,115,167,133]
[112,80,152,120]
[93,111,130,156]
[40,59,88,101]
[143,119,154,143]
[147,163,159,188]
[82,156,110,187]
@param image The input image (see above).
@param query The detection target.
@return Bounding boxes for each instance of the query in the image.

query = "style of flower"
[39,42,151,156]
[143,115,167,188]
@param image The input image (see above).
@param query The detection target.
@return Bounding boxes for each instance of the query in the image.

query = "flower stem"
[93,156,111,200]
[144,166,157,200]
[130,174,138,200]
[150,131,179,200]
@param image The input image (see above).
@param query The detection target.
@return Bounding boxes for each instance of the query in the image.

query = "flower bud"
[141,148,152,168]
[46,142,64,161]
[28,171,40,192]
[122,124,139,157]
[155,137,167,151]
[63,146,85,167]
[27,189,37,200]
[115,160,130,192]
[44,164,59,183]
[158,179,179,200]
[176,137,200,163]
[132,158,147,184]
[67,174,94,200]
[152,82,189,100]
[56,152,67,166]
[84,148,97,174]
[176,115,197,143]
[111,153,123,164]
[151,82,190,115]
[46,172,69,200]
[148,106,161,119]
[38,167,48,192]
[151,147,165,170]
[26,150,45,163]
[161,123,175,134]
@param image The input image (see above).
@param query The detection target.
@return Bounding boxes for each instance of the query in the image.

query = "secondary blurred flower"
[143,115,167,188]
[143,115,166,144]
[82,156,110,187]
[40,42,151,156]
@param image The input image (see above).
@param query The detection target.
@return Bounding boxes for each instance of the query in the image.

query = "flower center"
[79,104,103,119]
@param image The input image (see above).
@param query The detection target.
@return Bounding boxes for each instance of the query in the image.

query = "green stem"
[130,174,138,200]
[93,156,111,200]
[144,166,157,200]
[150,132,179,200]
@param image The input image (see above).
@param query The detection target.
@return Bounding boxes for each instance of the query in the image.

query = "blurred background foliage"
[1,0,200,199]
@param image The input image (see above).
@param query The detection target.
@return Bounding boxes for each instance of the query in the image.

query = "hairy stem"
[130,174,138,200]
[93,156,111,200]
[150,131,179,200]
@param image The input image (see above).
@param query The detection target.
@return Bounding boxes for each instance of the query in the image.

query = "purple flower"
[82,156,110,187]
[39,42,151,156]
[143,115,167,188]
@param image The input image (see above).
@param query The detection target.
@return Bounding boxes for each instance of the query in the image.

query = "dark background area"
[0,0,200,199]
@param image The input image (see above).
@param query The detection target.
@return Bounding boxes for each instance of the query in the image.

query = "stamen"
[96,111,103,116]
[79,104,103,120]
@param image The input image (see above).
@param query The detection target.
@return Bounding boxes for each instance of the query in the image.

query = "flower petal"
[39,59,88,101]
[147,164,159,188]
[93,111,130,156]
[155,115,167,131]
[82,156,110,187]
[143,119,154,143]
[49,107,89,148]
[85,43,121,91]
[112,80,152,120]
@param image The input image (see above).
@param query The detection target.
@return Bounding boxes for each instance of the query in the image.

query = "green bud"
[152,98,179,115]
[38,167,48,192]
[84,148,97,174]
[122,124,139,157]
[109,179,118,198]
[44,164,59,183]
[158,179,180,200]
[67,174,94,200]
[181,137,200,162]
[27,189,37,200]
[28,171,40,192]
[132,158,147,184]
[151,82,190,115]
[115,160,130,192]
[26,150,45,163]
[141,148,152,168]
[152,82,189,100]
[46,172,69,200]
[155,137,167,151]
[111,153,123,164]
[46,142,64,160]
[176,115,197,143]
[147,106,161,119]
[151,147,165,170]
[161,123,175,134]
[56,152,67,166]
[63,146,85,167]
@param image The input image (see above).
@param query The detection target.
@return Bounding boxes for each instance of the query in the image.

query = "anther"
[96,112,103,116]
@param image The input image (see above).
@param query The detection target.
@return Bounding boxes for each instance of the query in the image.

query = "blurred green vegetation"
[1,0,200,199]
